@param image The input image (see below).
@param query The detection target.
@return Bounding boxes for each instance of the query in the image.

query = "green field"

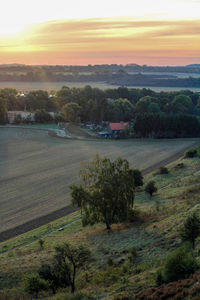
[0,127,198,232]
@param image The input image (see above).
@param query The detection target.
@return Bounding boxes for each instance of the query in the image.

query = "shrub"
[184,149,197,158]
[38,239,44,250]
[145,181,157,198]
[127,209,141,223]
[174,162,185,170]
[163,245,198,283]
[24,273,49,298]
[155,166,169,175]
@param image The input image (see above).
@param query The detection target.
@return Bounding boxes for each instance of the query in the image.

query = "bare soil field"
[0,127,199,234]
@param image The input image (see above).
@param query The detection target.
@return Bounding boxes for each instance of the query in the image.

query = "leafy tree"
[24,273,49,298]
[34,109,53,123]
[171,94,193,113]
[163,245,197,283]
[25,90,50,111]
[148,102,161,113]
[145,181,157,198]
[131,169,143,187]
[135,96,155,113]
[71,156,135,230]
[0,97,7,124]
[54,243,91,293]
[62,102,81,123]
[180,212,200,249]
[0,88,19,110]
[113,98,134,121]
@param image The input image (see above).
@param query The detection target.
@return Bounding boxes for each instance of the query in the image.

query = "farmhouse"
[108,122,129,138]
[7,111,34,124]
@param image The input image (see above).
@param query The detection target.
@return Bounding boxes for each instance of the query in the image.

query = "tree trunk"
[106,222,111,230]
[71,267,76,293]
[192,238,195,249]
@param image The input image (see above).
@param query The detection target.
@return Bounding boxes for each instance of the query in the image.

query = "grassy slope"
[1,155,200,299]
[0,127,197,232]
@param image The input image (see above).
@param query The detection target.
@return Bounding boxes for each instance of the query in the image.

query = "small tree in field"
[145,181,157,198]
[70,155,135,230]
[54,243,91,293]
[180,212,200,249]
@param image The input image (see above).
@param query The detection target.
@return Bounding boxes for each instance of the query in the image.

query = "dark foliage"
[180,213,200,249]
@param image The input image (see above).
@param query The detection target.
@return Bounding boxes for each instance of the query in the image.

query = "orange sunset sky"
[0,0,200,66]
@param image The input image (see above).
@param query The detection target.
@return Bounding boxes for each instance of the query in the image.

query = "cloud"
[0,17,200,65]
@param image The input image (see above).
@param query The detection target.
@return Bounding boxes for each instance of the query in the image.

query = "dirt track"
[0,140,198,243]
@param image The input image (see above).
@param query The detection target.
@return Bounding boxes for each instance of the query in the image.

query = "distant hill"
[186,64,200,68]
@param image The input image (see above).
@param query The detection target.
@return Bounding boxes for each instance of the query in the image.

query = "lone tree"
[145,181,157,198]
[70,155,135,230]
[180,212,200,249]
[54,243,91,293]
[62,102,81,123]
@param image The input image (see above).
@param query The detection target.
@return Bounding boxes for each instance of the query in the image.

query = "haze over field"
[0,0,200,65]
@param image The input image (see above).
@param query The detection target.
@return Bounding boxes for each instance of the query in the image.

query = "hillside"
[1,150,200,299]
[0,127,197,234]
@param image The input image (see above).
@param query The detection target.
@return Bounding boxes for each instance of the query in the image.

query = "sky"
[0,0,200,65]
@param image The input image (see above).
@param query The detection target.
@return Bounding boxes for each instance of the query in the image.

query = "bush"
[174,162,185,170]
[157,166,169,174]
[24,273,49,298]
[184,149,197,158]
[127,209,141,223]
[163,245,198,283]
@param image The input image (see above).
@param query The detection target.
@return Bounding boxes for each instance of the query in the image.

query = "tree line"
[0,86,200,138]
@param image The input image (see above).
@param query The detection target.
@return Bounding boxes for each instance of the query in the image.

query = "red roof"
[109,122,129,130]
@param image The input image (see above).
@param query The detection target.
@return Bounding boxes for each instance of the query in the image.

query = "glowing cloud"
[0,0,199,65]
